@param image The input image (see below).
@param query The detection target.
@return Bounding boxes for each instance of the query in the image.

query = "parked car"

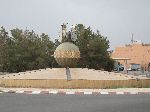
[114,65,124,71]
[130,64,141,71]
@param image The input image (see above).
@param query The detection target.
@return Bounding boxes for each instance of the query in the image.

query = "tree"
[0,27,10,72]
[75,24,114,71]
[0,25,114,73]
[0,27,56,72]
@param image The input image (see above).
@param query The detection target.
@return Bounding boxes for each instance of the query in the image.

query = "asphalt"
[0,93,150,112]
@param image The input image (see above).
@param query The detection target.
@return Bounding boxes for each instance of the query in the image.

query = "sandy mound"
[0,68,149,80]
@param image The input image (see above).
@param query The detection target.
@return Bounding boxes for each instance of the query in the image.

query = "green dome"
[54,42,80,67]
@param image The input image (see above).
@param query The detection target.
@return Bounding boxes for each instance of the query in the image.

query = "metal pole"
[66,67,71,81]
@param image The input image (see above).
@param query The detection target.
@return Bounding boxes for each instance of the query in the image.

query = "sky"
[0,0,150,50]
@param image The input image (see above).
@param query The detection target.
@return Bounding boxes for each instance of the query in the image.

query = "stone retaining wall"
[0,79,150,89]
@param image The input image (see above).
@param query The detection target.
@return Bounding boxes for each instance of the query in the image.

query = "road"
[0,93,150,112]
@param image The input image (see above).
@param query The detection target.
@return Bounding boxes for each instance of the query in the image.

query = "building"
[111,42,150,71]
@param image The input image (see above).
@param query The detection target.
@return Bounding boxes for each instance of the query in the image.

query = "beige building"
[111,43,150,71]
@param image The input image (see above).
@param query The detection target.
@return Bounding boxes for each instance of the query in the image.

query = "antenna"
[131,33,134,44]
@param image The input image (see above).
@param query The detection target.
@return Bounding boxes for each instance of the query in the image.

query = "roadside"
[0,87,150,94]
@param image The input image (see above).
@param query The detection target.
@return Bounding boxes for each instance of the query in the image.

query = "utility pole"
[131,33,134,44]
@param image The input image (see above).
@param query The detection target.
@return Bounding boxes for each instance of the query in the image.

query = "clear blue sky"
[0,0,150,49]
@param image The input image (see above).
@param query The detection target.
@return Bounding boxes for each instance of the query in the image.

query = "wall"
[0,79,150,89]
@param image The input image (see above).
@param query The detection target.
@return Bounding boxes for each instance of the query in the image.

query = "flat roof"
[112,58,130,60]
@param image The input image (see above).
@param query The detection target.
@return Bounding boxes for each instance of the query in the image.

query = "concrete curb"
[0,90,150,95]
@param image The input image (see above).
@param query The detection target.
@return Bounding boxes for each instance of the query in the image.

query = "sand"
[0,68,149,80]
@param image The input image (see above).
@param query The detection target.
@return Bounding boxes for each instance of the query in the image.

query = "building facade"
[111,43,150,71]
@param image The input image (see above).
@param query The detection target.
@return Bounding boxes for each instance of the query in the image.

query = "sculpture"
[54,23,80,80]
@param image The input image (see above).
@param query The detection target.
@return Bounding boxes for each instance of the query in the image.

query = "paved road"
[0,93,150,112]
